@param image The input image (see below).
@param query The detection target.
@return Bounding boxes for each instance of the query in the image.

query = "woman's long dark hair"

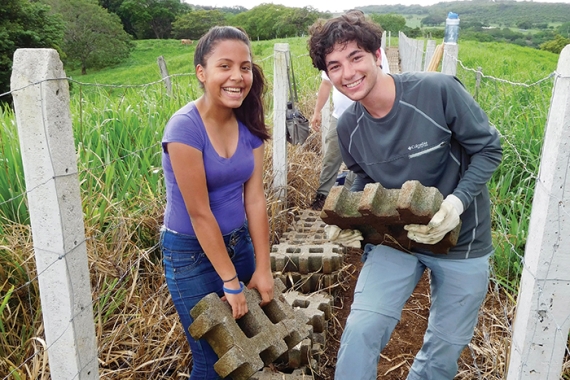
[194,26,270,141]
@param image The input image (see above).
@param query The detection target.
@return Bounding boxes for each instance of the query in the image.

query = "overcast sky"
[186,0,570,14]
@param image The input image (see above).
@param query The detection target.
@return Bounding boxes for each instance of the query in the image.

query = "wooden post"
[273,43,289,206]
[506,44,570,380]
[10,49,99,379]
[157,56,172,96]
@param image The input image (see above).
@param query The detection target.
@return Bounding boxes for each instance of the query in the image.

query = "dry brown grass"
[264,132,324,243]
[0,132,326,379]
[85,210,194,379]
[2,129,570,379]
[458,286,516,379]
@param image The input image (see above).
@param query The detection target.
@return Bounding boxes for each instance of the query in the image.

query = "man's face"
[324,40,382,102]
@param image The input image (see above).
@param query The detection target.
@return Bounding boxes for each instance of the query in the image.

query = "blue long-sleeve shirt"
[338,72,502,259]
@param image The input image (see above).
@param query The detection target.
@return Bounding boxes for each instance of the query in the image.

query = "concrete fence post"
[506,44,570,380]
[441,43,458,75]
[273,43,289,206]
[398,32,409,72]
[423,40,437,71]
[413,39,425,71]
[157,55,172,96]
[10,48,99,379]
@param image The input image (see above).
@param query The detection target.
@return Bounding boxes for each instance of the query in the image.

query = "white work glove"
[324,224,363,248]
[404,194,464,245]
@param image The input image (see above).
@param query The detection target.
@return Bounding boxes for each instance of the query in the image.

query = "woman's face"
[196,39,253,109]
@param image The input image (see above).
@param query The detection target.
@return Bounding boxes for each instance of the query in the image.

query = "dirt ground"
[314,247,430,380]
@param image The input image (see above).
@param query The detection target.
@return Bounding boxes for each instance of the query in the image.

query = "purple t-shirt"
[161,102,263,235]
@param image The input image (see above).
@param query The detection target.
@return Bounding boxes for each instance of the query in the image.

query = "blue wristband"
[223,281,245,295]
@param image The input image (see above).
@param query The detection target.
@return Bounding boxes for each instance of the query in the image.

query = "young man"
[308,14,502,380]
[309,47,390,211]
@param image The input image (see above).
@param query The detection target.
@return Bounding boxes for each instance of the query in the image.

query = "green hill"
[360,1,570,26]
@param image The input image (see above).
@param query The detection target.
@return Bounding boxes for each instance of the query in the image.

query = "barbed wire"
[0,73,195,99]
[456,58,558,86]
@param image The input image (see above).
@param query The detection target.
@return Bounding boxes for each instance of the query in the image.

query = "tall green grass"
[454,40,558,290]
[0,106,27,231]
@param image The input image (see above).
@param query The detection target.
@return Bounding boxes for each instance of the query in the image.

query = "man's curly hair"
[308,12,384,73]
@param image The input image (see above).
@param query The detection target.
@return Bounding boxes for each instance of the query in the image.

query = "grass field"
[1,36,565,378]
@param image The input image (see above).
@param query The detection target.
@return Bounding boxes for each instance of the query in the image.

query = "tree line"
[1,0,329,101]
[3,0,570,102]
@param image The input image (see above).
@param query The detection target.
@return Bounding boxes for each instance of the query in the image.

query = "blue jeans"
[335,244,491,380]
[160,222,256,380]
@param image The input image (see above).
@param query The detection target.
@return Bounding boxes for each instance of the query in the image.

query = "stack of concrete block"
[277,337,319,371]
[271,243,345,293]
[272,210,347,293]
[280,210,329,245]
[268,290,335,370]
[189,279,311,380]
[255,290,335,376]
[237,210,340,376]
[250,367,314,379]
[283,290,333,347]
[320,180,461,254]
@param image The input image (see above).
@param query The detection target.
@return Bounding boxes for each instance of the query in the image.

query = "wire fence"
[1,40,569,379]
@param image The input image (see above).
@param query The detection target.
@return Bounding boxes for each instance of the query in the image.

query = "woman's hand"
[248,268,274,306]
[222,279,248,319]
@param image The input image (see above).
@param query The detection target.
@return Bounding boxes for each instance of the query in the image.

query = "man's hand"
[310,110,322,132]
[404,194,463,245]
[324,224,363,248]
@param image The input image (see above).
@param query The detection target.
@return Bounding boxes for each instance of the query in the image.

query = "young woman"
[160,26,274,379]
